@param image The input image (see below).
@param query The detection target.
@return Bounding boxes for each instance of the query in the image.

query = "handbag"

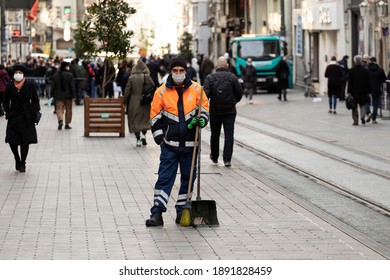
[140,74,155,106]
[345,94,357,110]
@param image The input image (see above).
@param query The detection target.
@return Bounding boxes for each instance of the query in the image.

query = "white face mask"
[14,73,24,82]
[172,73,186,84]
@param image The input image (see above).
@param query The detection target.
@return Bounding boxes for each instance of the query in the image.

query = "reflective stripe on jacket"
[150,75,209,153]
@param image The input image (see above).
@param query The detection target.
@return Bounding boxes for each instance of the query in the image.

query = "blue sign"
[296,15,303,57]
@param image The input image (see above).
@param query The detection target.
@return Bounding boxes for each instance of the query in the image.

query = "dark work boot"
[145,215,164,227]
[58,120,63,130]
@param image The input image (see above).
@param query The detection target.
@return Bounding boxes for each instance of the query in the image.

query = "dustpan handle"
[186,87,203,202]
[197,119,201,200]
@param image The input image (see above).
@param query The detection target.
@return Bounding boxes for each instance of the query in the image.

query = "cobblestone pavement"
[0,92,387,260]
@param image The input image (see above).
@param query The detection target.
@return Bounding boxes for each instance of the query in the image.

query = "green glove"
[188,116,197,129]
[197,117,206,128]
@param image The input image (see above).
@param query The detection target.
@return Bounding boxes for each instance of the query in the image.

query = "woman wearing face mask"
[123,59,155,147]
[3,64,40,173]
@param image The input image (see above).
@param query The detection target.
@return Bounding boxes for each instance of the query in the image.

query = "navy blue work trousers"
[150,144,197,216]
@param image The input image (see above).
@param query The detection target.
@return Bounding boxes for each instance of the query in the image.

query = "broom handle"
[186,87,203,202]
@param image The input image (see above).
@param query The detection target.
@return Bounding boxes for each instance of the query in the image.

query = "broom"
[180,87,203,227]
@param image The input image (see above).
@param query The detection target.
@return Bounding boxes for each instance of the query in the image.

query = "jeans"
[150,144,197,216]
[210,114,236,163]
[329,94,337,110]
[90,79,97,98]
[372,95,380,120]
[365,95,372,115]
[244,87,254,101]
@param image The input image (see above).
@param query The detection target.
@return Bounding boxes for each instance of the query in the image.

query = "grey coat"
[124,61,155,133]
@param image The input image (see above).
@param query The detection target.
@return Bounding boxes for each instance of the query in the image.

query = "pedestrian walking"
[338,55,349,101]
[87,63,97,98]
[51,61,76,130]
[347,55,371,125]
[367,57,386,124]
[362,54,372,119]
[3,64,40,172]
[241,58,257,104]
[199,55,214,85]
[98,59,116,98]
[275,58,290,101]
[123,60,154,147]
[324,56,343,114]
[186,58,197,82]
[146,56,209,227]
[204,56,243,167]
[0,64,11,116]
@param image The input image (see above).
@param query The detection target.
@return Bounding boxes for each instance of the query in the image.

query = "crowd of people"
[324,54,388,125]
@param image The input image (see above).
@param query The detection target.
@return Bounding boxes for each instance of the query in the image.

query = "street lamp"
[376,0,388,18]
[359,0,369,17]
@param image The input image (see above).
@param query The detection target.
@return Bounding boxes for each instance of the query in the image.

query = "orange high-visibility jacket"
[150,76,209,152]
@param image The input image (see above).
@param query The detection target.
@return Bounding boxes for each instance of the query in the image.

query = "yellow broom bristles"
[180,208,192,226]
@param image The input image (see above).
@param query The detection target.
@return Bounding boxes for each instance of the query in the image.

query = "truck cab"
[229,35,283,92]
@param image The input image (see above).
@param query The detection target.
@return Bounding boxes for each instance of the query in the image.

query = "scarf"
[14,78,26,91]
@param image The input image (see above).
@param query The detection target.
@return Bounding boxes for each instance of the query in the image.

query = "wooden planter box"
[84,96,125,137]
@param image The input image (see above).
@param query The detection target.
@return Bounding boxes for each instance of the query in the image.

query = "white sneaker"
[136,139,142,147]
[249,100,253,104]
[141,134,147,145]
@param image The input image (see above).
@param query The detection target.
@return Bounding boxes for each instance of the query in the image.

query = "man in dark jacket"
[367,57,386,124]
[347,55,371,125]
[241,58,257,104]
[51,61,76,130]
[204,56,243,167]
[324,56,343,114]
[338,55,349,101]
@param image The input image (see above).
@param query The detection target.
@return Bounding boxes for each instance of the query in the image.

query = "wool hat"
[60,61,69,71]
[13,64,27,75]
[170,56,187,71]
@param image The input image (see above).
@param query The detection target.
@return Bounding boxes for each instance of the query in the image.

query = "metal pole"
[0,0,7,64]
[280,0,286,38]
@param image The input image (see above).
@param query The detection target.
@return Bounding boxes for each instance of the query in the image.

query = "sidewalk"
[0,95,386,260]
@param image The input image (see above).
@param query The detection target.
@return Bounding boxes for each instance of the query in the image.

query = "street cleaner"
[146,56,209,227]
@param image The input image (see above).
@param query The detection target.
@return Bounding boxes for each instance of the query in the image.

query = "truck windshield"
[237,40,280,60]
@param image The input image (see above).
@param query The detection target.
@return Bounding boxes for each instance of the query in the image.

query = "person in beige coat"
[124,60,155,146]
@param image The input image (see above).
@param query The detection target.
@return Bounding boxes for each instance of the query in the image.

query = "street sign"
[11,36,29,43]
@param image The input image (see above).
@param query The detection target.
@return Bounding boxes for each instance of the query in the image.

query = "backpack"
[140,74,155,106]
[210,74,236,111]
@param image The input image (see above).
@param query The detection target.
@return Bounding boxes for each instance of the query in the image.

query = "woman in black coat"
[276,59,290,101]
[3,64,40,172]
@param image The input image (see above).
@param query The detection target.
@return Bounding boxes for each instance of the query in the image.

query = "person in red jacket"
[0,64,11,116]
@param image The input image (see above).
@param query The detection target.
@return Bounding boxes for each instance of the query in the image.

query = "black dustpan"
[190,128,219,227]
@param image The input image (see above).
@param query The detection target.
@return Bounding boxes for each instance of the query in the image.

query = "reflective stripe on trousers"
[150,144,196,216]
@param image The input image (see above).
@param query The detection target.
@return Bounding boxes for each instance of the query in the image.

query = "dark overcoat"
[347,64,370,106]
[3,80,40,145]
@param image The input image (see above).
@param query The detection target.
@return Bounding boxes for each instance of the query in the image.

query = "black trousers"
[209,114,236,163]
